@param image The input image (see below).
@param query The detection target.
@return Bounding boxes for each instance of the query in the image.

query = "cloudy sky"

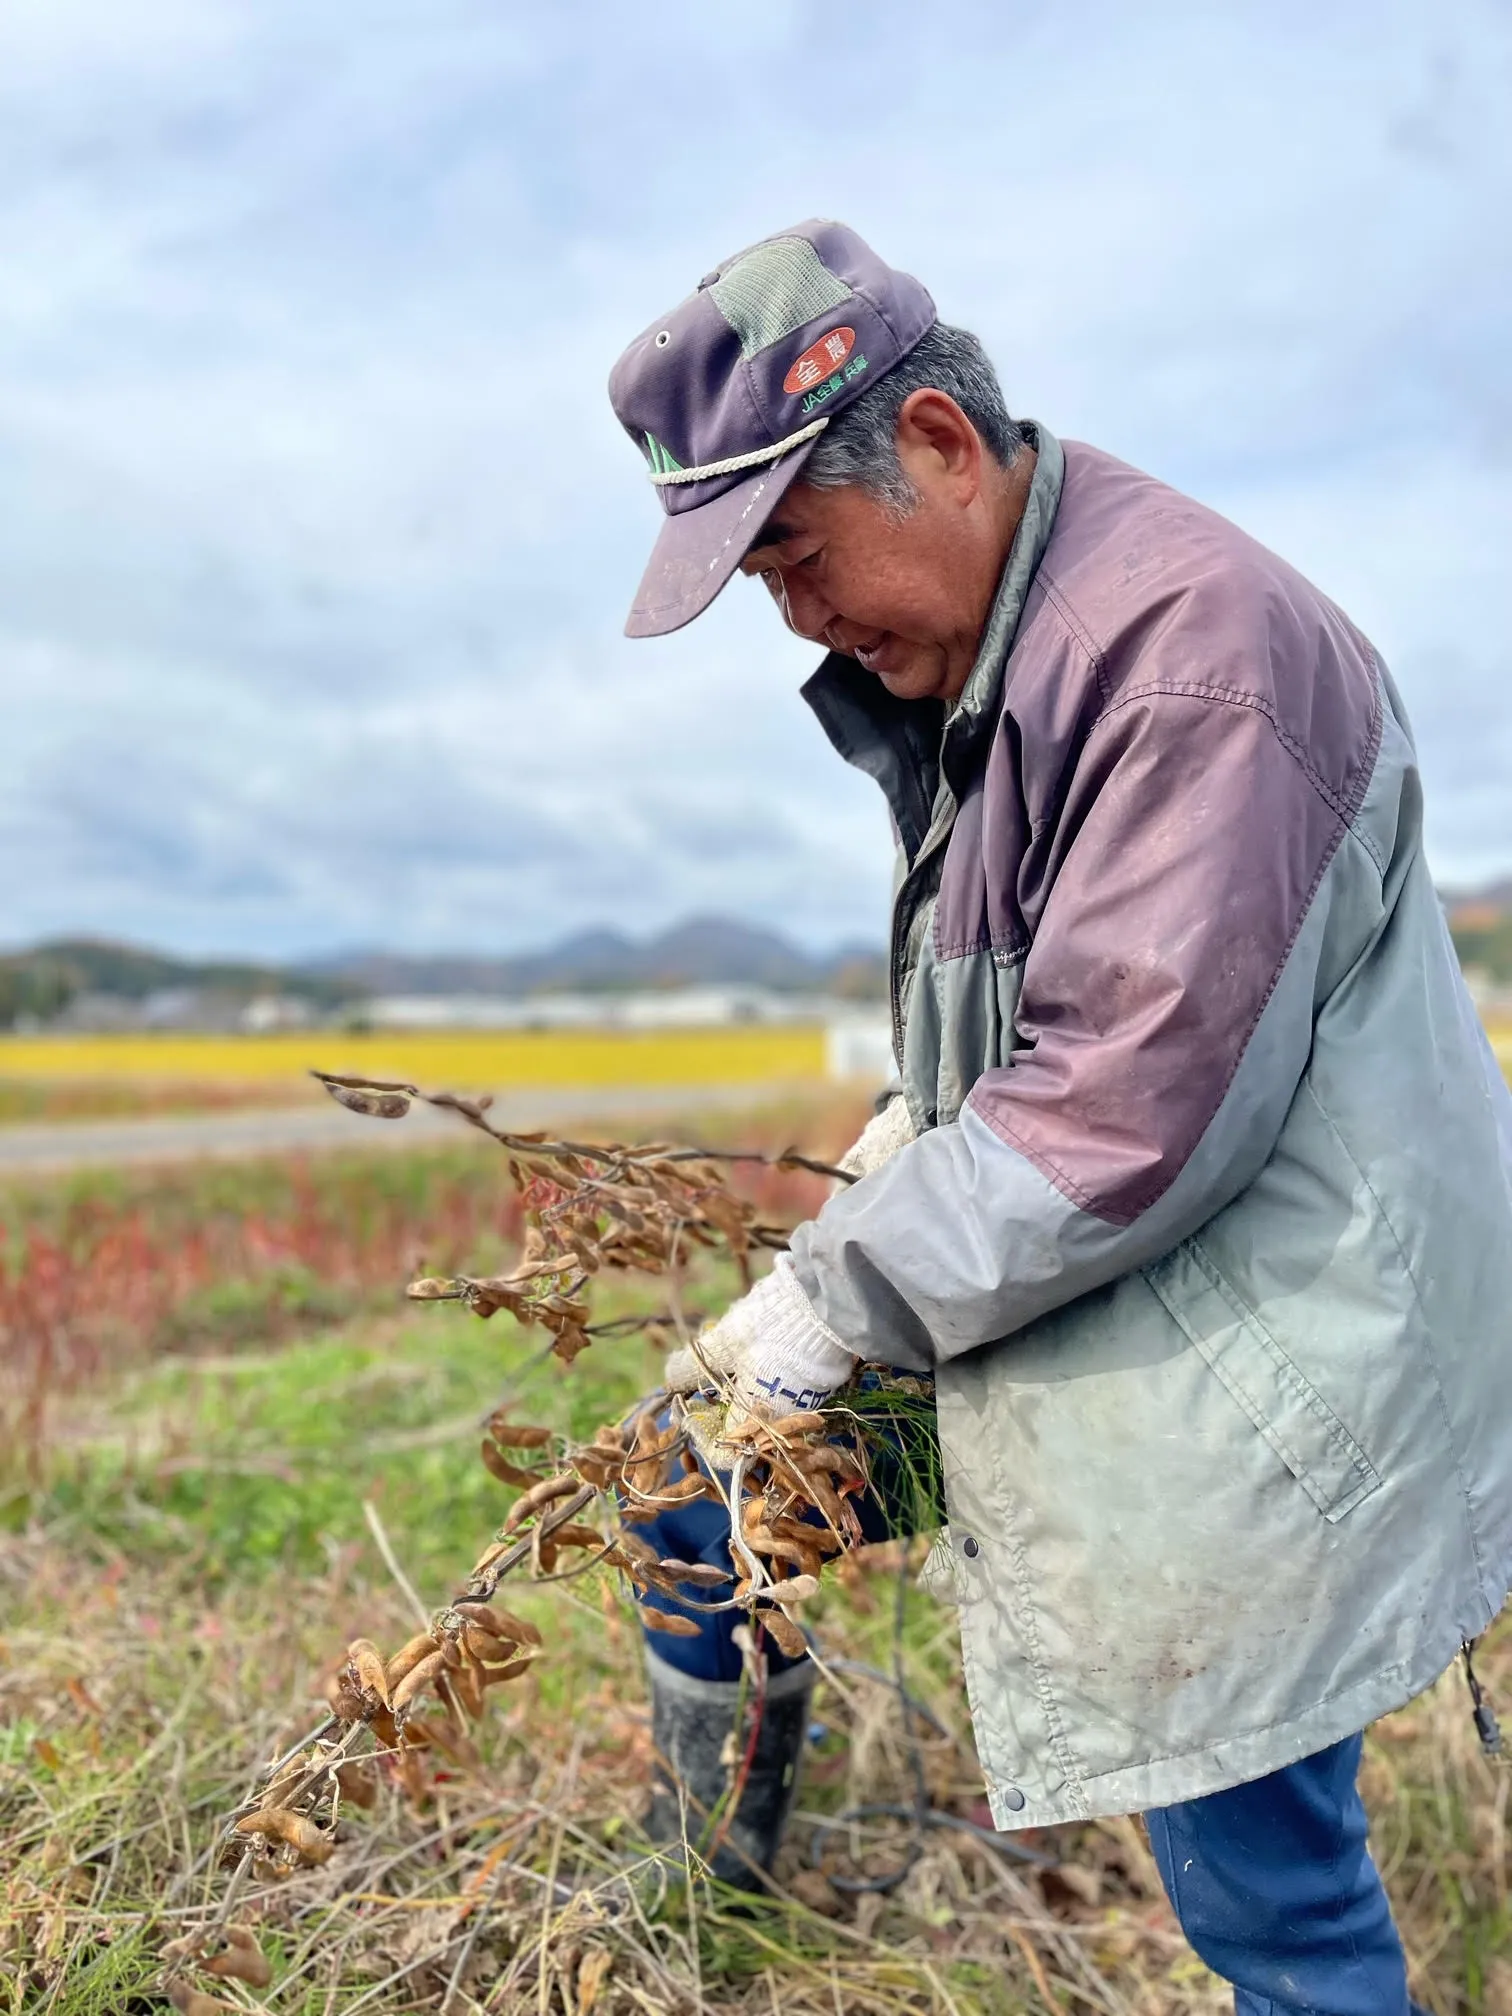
[2,0,1508,958]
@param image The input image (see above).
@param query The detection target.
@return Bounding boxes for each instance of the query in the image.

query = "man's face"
[738,391,1016,705]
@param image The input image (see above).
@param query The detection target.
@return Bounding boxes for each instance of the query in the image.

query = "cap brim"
[623,441,817,639]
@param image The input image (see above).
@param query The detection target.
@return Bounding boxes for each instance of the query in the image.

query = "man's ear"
[894,389,982,496]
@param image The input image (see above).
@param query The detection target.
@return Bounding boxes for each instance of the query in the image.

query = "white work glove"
[661,1104,914,1441]
[664,1254,856,1414]
[835,1093,916,1181]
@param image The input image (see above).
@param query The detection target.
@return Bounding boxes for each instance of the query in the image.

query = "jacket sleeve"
[786,684,1375,1370]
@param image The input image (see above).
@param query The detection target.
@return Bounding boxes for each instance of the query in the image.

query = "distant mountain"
[5,937,338,1002]
[0,917,888,1028]
[304,915,886,999]
[4,877,1506,1027]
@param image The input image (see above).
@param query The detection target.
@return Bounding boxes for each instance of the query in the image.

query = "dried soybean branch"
[311,1067,854,1363]
[179,1075,901,2003]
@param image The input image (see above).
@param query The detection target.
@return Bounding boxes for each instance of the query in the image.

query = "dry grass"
[4,1468,1508,2015]
[1,1088,1508,2012]
[0,1520,1194,2016]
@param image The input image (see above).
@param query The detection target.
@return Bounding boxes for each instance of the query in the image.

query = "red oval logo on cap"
[783,326,856,396]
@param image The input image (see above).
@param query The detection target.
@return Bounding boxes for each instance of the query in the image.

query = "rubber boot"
[645,1645,816,1890]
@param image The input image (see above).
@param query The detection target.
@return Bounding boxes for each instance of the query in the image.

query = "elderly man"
[606,220,1512,2013]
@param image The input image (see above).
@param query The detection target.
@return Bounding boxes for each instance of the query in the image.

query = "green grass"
[37,1295,668,1587]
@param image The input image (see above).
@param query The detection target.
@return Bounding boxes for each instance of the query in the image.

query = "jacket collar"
[801,423,1065,856]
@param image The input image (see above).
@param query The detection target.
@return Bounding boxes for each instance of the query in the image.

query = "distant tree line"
[0,941,350,1031]
[1450,912,1512,984]
[0,953,77,1028]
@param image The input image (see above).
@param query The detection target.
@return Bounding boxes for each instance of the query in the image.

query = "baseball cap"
[609,219,936,638]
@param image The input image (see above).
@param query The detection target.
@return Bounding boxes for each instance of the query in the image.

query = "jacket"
[783,426,1512,1827]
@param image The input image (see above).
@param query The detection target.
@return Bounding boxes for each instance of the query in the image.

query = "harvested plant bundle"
[172,1075,928,2006]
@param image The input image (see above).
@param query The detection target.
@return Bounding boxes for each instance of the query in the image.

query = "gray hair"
[801,322,1025,516]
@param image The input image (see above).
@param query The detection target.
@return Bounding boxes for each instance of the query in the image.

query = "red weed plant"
[0,1155,523,1474]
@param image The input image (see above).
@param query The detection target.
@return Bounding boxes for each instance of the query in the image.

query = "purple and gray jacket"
[783,427,1512,1827]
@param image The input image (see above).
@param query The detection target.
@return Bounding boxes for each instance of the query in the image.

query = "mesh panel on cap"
[707,237,852,359]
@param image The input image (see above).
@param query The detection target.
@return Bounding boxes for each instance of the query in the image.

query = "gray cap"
[609,220,936,637]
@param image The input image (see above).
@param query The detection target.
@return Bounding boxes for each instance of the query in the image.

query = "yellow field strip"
[0,1025,829,1089]
[0,1019,1504,1092]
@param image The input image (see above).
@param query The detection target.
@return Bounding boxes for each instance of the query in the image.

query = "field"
[0,1079,313,1126]
[0,1027,830,1091]
[2,1076,1511,2013]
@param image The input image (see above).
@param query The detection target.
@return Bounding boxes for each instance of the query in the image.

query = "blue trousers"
[632,1411,1419,2014]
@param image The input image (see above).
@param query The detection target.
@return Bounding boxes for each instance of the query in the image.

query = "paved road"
[0,1080,822,1175]
[6,1038,1500,1177]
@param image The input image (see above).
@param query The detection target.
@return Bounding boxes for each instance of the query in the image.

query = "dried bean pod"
[324,1670,367,1723]
[547,1523,606,1550]
[202,1926,272,1988]
[448,1661,484,1720]
[501,1474,579,1534]
[335,1760,378,1809]
[453,1601,542,1647]
[478,1655,536,1687]
[347,1638,391,1709]
[791,1443,864,1483]
[660,1560,731,1587]
[481,1441,543,1488]
[408,1714,480,1766]
[235,1808,334,1867]
[384,1631,439,1690]
[739,1526,812,1568]
[396,1746,430,1802]
[763,1611,809,1659]
[460,1620,497,1667]
[168,1989,231,2016]
[486,1421,553,1448]
[741,1410,828,1441]
[654,1472,717,1505]
[640,1607,703,1638]
[762,1574,821,1605]
[391,1648,449,1713]
[532,1533,559,1575]
[257,1756,312,1811]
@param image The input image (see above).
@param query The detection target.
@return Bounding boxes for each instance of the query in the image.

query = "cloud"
[0,0,1508,956]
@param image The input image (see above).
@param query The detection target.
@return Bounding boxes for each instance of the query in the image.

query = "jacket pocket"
[1142,1238,1382,1523]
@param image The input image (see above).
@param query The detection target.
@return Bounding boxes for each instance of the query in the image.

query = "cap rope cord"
[647,415,829,487]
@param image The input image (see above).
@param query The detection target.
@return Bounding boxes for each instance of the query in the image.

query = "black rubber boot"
[645,1646,816,1890]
